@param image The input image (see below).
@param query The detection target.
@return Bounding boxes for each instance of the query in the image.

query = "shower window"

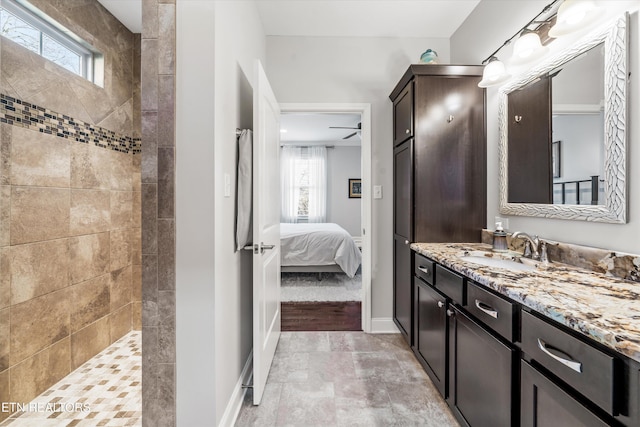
[0,0,102,85]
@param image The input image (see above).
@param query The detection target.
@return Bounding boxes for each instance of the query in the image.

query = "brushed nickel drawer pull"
[537,338,583,373]
[418,266,430,275]
[475,299,498,319]
[437,301,444,308]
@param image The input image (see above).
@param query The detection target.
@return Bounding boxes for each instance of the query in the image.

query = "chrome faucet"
[511,231,541,260]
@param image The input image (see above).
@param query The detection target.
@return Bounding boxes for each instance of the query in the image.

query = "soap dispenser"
[492,222,508,252]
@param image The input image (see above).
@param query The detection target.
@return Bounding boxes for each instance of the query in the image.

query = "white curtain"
[281,146,301,223]
[307,146,327,223]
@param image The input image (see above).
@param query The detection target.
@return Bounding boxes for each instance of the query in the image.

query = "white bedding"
[280,223,362,278]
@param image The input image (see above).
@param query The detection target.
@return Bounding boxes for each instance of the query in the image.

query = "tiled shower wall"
[0,1,141,422]
[141,0,176,426]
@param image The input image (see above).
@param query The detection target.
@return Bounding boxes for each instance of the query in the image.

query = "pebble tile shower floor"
[235,331,458,426]
[0,331,141,427]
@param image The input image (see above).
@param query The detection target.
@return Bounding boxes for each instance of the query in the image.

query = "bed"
[280,223,362,278]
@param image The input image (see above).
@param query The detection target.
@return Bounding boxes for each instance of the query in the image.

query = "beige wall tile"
[0,124,10,186]
[110,228,131,271]
[0,186,9,246]
[0,308,8,371]
[133,191,142,227]
[11,187,70,245]
[70,143,112,190]
[10,289,70,365]
[0,249,8,310]
[10,127,70,187]
[111,266,132,312]
[10,337,70,404]
[70,189,110,236]
[132,227,142,266]
[110,303,132,343]
[9,239,70,305]
[70,274,110,333]
[111,151,132,191]
[0,369,8,423]
[69,232,110,285]
[132,301,142,331]
[132,264,142,301]
[111,191,133,230]
[71,317,110,369]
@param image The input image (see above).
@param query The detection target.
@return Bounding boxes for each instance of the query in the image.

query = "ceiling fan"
[329,122,361,139]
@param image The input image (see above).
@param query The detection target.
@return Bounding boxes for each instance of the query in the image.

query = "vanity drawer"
[435,264,465,304]
[521,311,616,415]
[465,281,517,342]
[414,252,435,285]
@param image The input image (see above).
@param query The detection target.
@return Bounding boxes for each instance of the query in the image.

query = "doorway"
[279,103,372,332]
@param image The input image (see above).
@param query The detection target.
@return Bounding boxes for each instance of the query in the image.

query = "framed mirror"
[498,14,628,223]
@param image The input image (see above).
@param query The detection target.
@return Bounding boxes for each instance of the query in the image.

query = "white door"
[252,60,281,405]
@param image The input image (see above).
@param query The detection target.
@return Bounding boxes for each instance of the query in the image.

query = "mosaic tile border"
[0,93,141,154]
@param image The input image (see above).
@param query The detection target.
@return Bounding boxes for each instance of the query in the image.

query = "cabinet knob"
[514,115,523,123]
[446,309,455,317]
[405,129,410,134]
[437,301,444,308]
[405,240,409,245]
[447,115,454,123]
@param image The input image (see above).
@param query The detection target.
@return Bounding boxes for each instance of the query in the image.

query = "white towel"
[235,129,253,251]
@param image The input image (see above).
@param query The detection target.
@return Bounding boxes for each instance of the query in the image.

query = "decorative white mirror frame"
[498,14,628,223]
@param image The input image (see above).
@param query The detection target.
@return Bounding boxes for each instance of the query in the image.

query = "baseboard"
[370,317,400,333]
[218,350,253,427]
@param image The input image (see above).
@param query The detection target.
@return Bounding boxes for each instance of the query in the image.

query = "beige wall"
[0,1,140,420]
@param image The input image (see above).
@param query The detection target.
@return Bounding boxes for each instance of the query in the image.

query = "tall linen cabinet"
[389,65,486,344]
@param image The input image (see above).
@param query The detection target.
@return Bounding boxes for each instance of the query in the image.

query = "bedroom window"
[0,0,102,84]
[281,146,327,223]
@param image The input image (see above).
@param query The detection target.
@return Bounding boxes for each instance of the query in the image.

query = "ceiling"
[95,1,481,143]
[256,0,480,38]
[280,113,362,146]
[96,0,142,33]
[96,0,480,38]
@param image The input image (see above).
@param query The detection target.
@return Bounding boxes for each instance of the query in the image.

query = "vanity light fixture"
[478,57,511,88]
[510,30,549,65]
[548,0,600,37]
[477,0,600,88]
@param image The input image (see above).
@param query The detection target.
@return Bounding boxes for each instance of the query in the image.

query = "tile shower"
[0,1,142,423]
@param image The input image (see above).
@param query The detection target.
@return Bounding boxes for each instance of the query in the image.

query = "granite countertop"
[411,242,640,363]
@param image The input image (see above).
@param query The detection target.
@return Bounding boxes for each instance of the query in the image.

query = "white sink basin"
[459,255,538,272]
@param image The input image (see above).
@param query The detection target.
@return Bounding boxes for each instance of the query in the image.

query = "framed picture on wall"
[349,179,361,198]
[552,140,561,178]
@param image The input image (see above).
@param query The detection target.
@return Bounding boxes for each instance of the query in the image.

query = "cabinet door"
[521,360,610,427]
[393,140,412,239]
[415,279,447,397]
[394,237,412,343]
[393,82,413,145]
[507,76,552,204]
[413,76,486,243]
[448,306,515,427]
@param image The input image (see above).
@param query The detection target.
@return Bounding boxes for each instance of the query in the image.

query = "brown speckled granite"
[481,229,640,283]
[411,242,640,363]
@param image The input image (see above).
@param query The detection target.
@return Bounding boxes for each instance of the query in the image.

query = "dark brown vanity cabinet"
[393,140,413,340]
[414,253,447,396]
[413,253,516,426]
[390,65,486,344]
[448,306,516,427]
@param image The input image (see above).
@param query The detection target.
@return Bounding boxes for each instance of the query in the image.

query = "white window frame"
[0,0,100,83]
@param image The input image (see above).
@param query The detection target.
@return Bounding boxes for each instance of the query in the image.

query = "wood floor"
[281,301,361,331]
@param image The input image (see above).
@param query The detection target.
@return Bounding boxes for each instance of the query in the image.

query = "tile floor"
[235,331,458,426]
[0,331,141,427]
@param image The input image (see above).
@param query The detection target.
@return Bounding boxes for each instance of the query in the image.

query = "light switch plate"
[224,173,231,198]
[373,185,382,199]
